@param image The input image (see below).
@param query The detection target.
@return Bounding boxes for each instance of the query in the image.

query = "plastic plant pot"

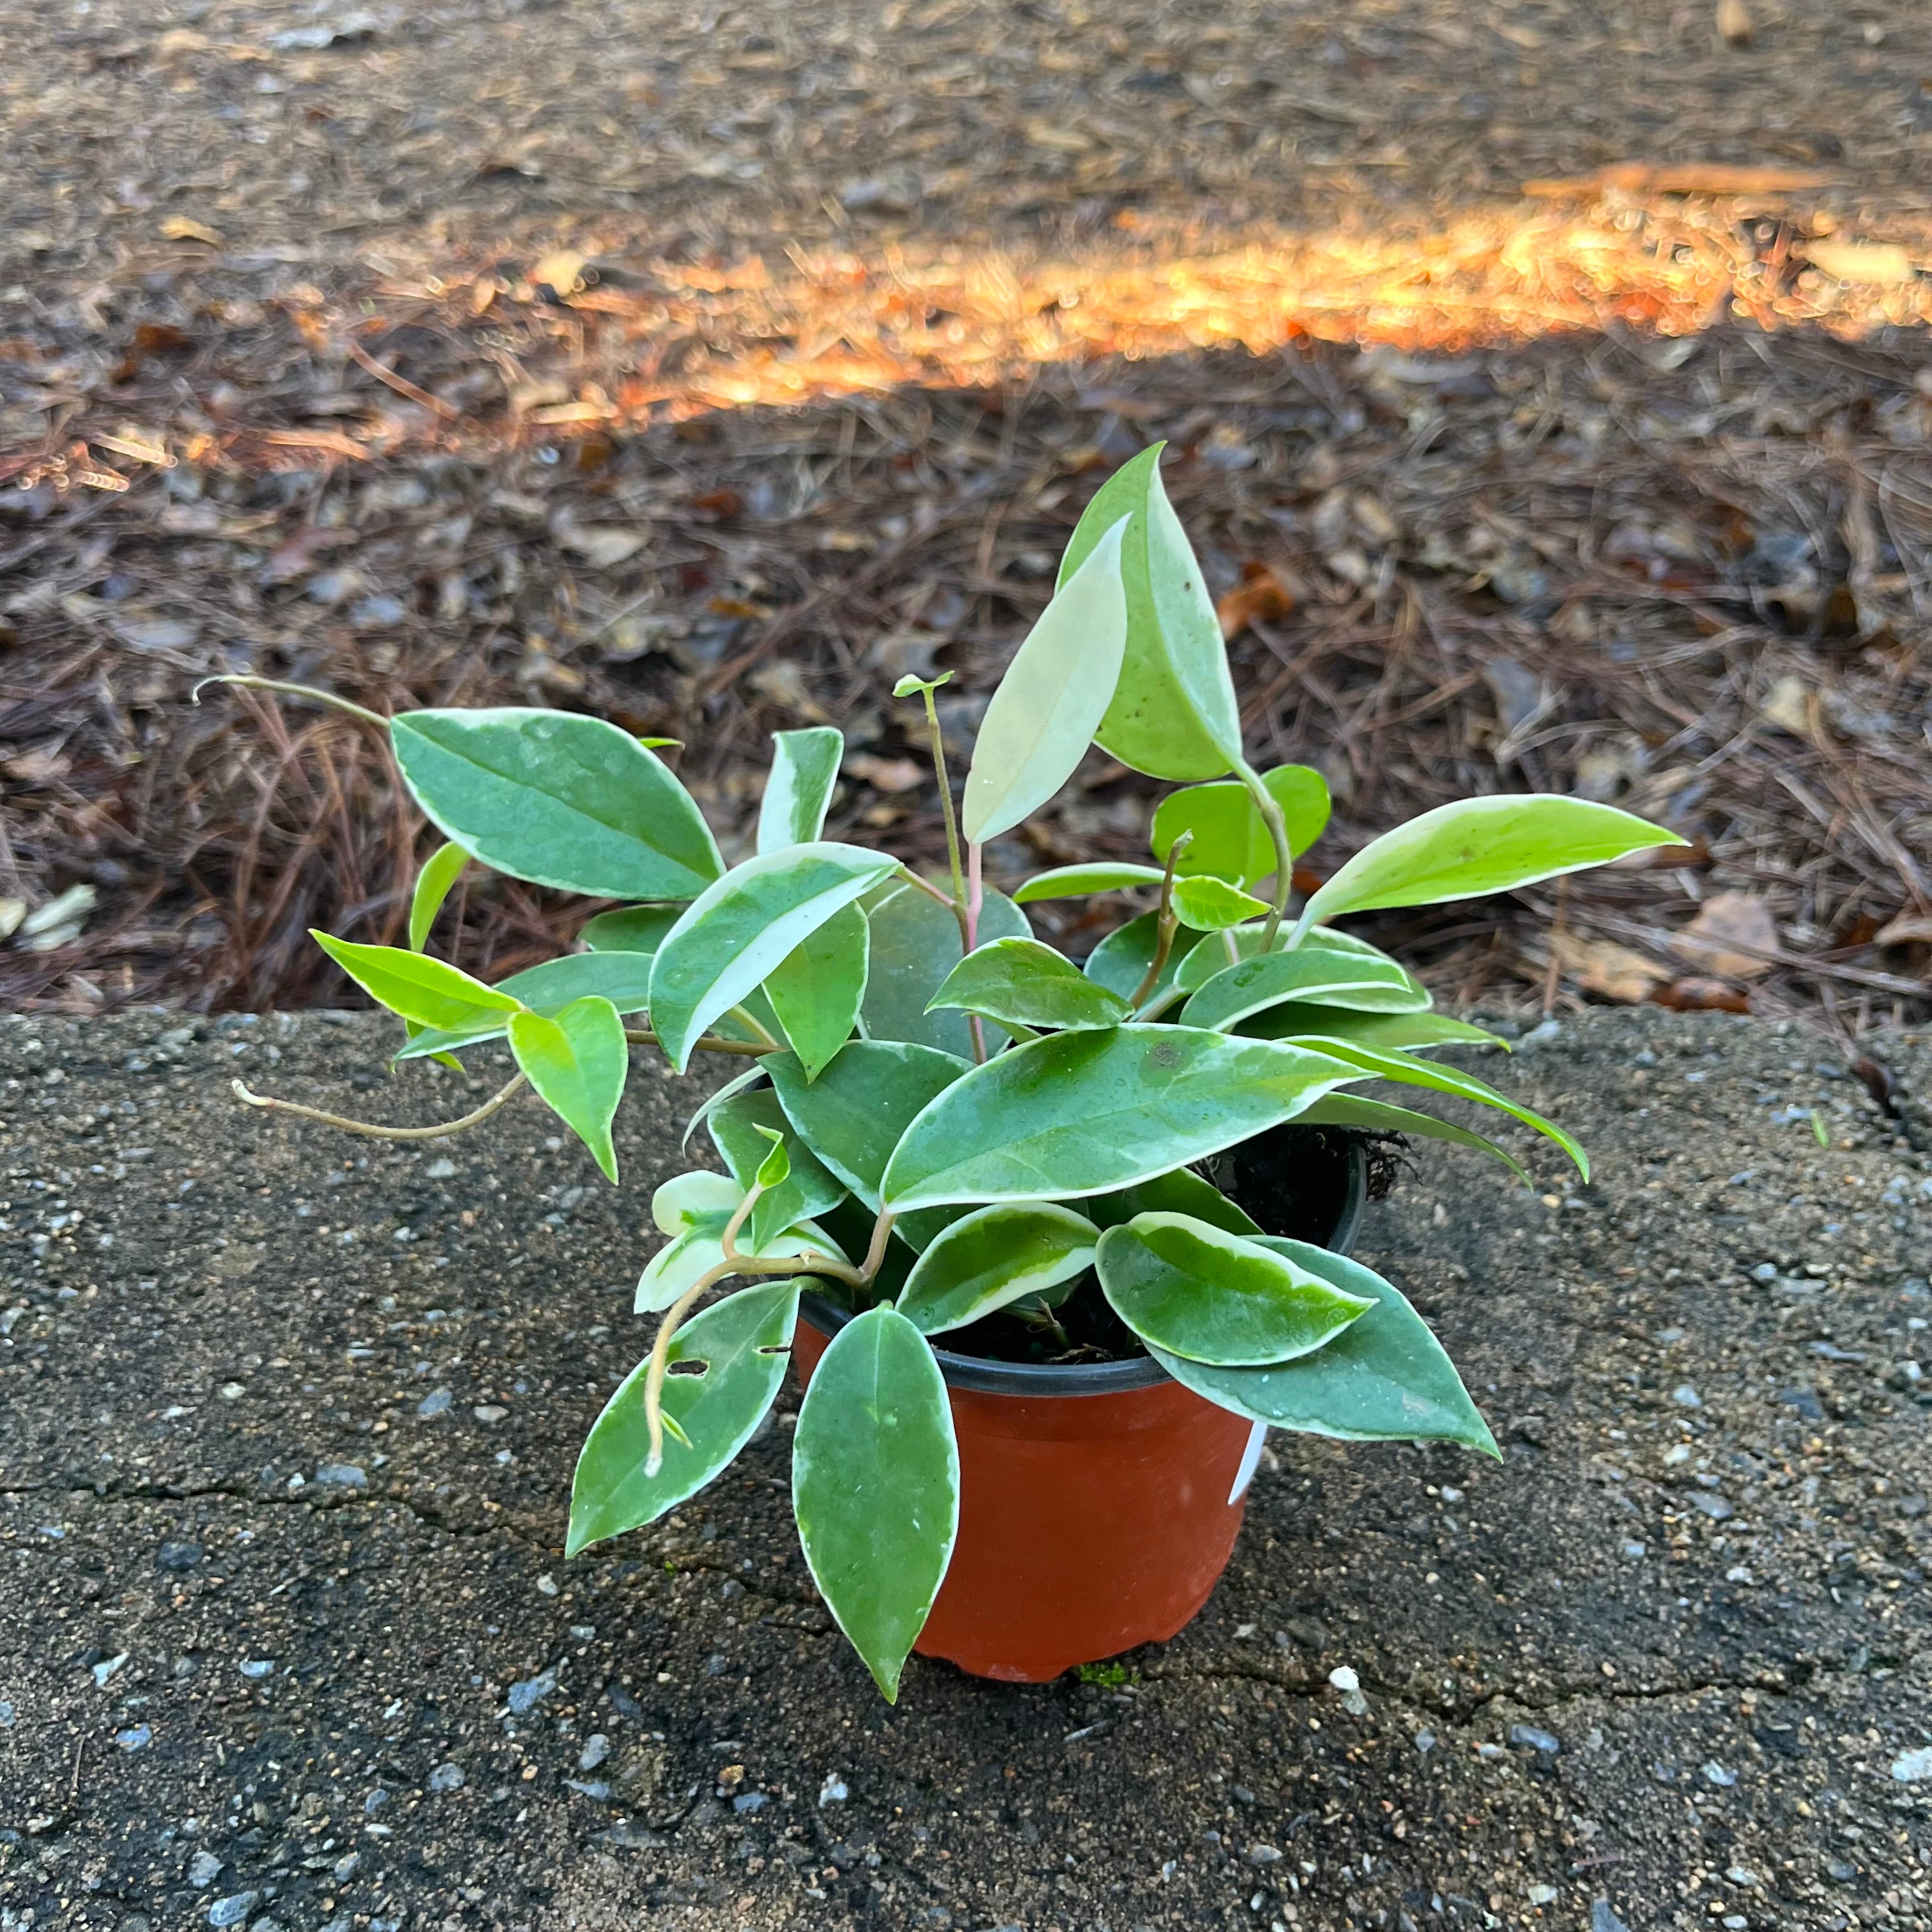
[793,1130,1367,1684]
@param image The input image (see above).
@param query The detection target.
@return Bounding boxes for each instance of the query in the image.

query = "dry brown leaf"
[1522,163,1831,199]
[844,753,924,793]
[1552,932,1670,1004]
[1652,977,1752,1014]
[1215,562,1295,641]
[159,217,225,246]
[1671,892,1779,979]
[1874,913,1932,948]
[1801,241,1919,288]
[1715,0,1753,48]
[1758,673,1811,737]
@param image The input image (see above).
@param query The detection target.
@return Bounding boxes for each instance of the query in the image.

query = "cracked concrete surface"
[3,1008,1929,1931]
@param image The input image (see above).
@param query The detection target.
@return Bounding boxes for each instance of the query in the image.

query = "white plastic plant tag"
[1227,1420,1267,1505]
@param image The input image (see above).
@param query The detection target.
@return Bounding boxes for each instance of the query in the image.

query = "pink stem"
[965,841,984,951]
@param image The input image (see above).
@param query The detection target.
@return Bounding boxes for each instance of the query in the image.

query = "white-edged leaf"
[1013,862,1167,905]
[897,1202,1099,1335]
[757,726,845,853]
[508,995,628,1183]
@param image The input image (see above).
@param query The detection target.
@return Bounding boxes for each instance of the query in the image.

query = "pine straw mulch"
[3,213,1929,1041]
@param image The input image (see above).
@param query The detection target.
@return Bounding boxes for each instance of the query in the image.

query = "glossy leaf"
[1170,876,1271,931]
[1181,947,1429,1032]
[580,904,682,955]
[962,519,1130,844]
[1058,445,1241,780]
[391,707,722,900]
[312,931,523,1032]
[680,1061,770,1153]
[1304,1038,1588,1179]
[1082,910,1204,1006]
[928,937,1130,1033]
[766,1040,970,1211]
[709,1087,847,1249]
[881,1026,1363,1211]
[1082,1165,1262,1237]
[648,843,899,1071]
[1149,1239,1498,1453]
[1295,1094,1529,1184]
[757,726,845,854]
[793,1306,959,1702]
[1013,862,1167,905]
[568,1279,802,1556]
[408,842,468,952]
[650,1169,744,1236]
[752,1124,790,1191]
[1150,766,1331,885]
[636,1207,843,1314]
[508,995,628,1183]
[859,879,1030,1056]
[395,951,657,1061]
[897,1202,1100,1336]
[1295,795,1685,937]
[764,901,868,1080]
[1097,1212,1372,1365]
[1239,1006,1508,1056]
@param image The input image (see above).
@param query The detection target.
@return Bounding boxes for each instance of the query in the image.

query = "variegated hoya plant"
[226,448,1682,1699]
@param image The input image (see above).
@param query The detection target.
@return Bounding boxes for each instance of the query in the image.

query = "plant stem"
[963,841,988,1062]
[1234,759,1294,951]
[726,1004,781,1050]
[623,1027,776,1059]
[896,867,958,912]
[1128,831,1190,1012]
[231,1071,527,1140]
[920,687,972,947]
[193,674,388,732]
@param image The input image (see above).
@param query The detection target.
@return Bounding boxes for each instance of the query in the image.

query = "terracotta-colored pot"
[793,1137,1366,1683]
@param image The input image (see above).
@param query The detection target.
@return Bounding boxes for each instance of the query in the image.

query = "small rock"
[1526,1883,1560,1905]
[1246,1843,1282,1866]
[1687,1492,1734,1522]
[427,1763,465,1791]
[238,1659,274,1680]
[507,1668,557,1715]
[208,1897,259,1930]
[579,1733,610,1771]
[1827,1857,1858,1882]
[1776,1385,1825,1421]
[115,1724,152,1751]
[332,1852,360,1883]
[1509,1724,1560,1754]
[1591,1904,1630,1932]
[1414,1729,1436,1754]
[818,1773,849,1805]
[733,1791,768,1813]
[1702,1760,1738,1787]
[425,1157,457,1179]
[158,1541,204,1572]
[92,1652,130,1688]
[187,1850,222,1888]
[417,1388,452,1418]
[1889,1744,1932,1783]
[474,1404,507,1423]
[314,1463,367,1489]
[536,1574,560,1598]
[1671,1384,1703,1408]
[565,1778,612,1800]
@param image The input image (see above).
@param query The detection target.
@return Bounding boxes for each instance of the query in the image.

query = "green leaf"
[880,1027,1364,1211]
[793,1306,959,1701]
[1295,795,1686,937]
[580,904,682,955]
[1300,1038,1588,1179]
[568,1279,802,1556]
[928,937,1130,1033]
[636,1172,844,1311]
[709,1087,847,1248]
[962,519,1129,843]
[1098,1213,1371,1365]
[763,900,868,1081]
[391,707,723,900]
[893,671,953,699]
[897,1202,1100,1336]
[395,951,658,1061]
[1170,876,1271,931]
[1082,910,1205,1006]
[1173,923,1414,997]
[312,931,524,1032]
[1181,947,1430,1032]
[1294,1094,1529,1184]
[408,842,468,952]
[1148,1239,1498,1453]
[752,1124,790,1192]
[649,843,900,1071]
[1083,1165,1261,1237]
[1012,862,1167,905]
[1238,1006,1508,1056]
[766,1041,970,1211]
[757,726,845,854]
[859,879,1030,1056]
[508,995,628,1183]
[1151,765,1331,885]
[1059,445,1241,780]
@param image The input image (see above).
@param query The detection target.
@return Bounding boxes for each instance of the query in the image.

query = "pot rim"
[802,1136,1368,1397]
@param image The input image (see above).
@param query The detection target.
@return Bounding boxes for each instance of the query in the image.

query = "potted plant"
[222,448,1680,1697]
